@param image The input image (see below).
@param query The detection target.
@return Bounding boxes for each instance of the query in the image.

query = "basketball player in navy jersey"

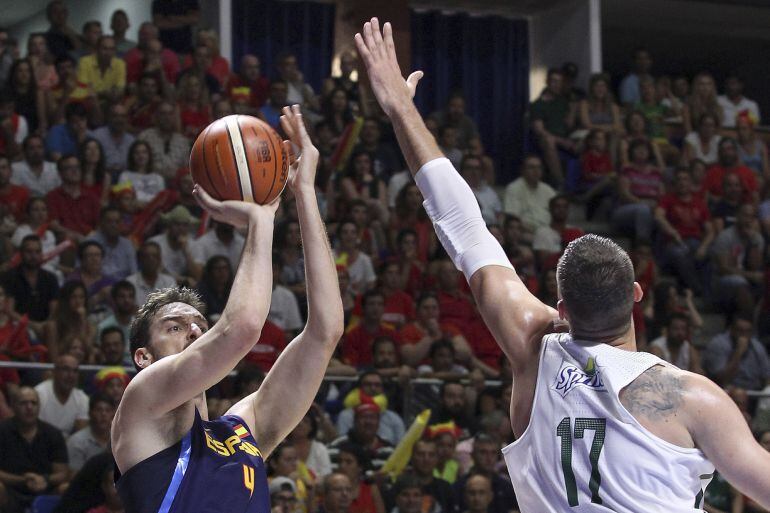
[355,18,770,512]
[111,105,344,513]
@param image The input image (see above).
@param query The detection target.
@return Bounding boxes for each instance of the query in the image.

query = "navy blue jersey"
[116,408,270,513]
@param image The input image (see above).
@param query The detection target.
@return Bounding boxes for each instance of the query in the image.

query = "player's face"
[145,303,209,363]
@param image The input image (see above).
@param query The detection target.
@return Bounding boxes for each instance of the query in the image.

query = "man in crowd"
[125,240,177,304]
[10,135,59,197]
[34,354,89,436]
[429,94,479,150]
[530,69,576,187]
[343,290,400,367]
[532,194,585,271]
[46,155,101,241]
[503,155,555,242]
[711,203,764,315]
[138,100,191,179]
[460,155,500,225]
[454,434,517,513]
[0,235,59,333]
[355,117,401,180]
[704,314,770,391]
[462,474,499,513]
[148,206,202,285]
[66,392,115,471]
[718,75,760,127]
[409,438,457,513]
[110,9,136,56]
[76,20,102,58]
[45,102,90,162]
[329,401,394,474]
[88,207,138,280]
[191,220,245,271]
[227,54,270,115]
[703,138,759,203]
[97,326,127,367]
[124,22,180,84]
[0,90,27,160]
[0,386,69,513]
[648,313,703,374]
[97,280,137,364]
[335,370,405,446]
[619,47,654,106]
[91,104,135,174]
[77,35,126,102]
[319,473,354,513]
[0,155,29,225]
[44,0,81,59]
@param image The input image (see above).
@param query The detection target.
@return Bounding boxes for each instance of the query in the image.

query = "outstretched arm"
[355,19,555,370]
[227,106,345,457]
[685,373,770,508]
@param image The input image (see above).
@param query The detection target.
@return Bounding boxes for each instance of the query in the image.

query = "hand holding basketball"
[279,104,319,194]
[193,184,279,229]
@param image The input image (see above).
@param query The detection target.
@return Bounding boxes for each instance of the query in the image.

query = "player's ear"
[632,282,643,303]
[557,299,567,321]
[134,347,153,369]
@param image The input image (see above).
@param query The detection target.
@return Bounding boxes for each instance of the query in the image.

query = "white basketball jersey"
[502,333,714,512]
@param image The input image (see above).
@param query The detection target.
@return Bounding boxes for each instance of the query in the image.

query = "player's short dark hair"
[557,235,635,340]
[129,287,206,372]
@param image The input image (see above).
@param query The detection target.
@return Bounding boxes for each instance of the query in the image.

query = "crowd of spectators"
[0,3,768,512]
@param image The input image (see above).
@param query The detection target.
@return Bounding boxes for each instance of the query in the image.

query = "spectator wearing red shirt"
[352,262,415,328]
[398,292,472,368]
[183,29,230,87]
[391,229,426,298]
[389,183,436,263]
[611,139,664,242]
[578,129,615,219]
[46,155,100,241]
[124,22,180,84]
[244,319,286,372]
[176,71,211,139]
[434,259,477,335]
[655,169,715,295]
[0,155,29,224]
[227,54,270,115]
[703,137,759,204]
[124,73,163,133]
[532,195,585,271]
[343,290,400,368]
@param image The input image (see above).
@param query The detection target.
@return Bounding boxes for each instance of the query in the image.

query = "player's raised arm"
[355,18,555,368]
[117,195,278,421]
[226,105,345,457]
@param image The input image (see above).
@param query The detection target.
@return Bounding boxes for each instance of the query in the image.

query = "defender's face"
[137,302,209,368]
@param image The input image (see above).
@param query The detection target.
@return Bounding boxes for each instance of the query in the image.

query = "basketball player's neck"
[572,322,637,351]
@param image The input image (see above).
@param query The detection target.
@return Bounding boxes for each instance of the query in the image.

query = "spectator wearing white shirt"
[148,206,202,285]
[117,140,164,205]
[126,240,177,304]
[10,134,60,196]
[34,355,89,437]
[503,155,556,241]
[269,252,303,338]
[191,221,245,271]
[648,313,703,374]
[138,101,192,181]
[66,392,115,471]
[460,155,500,225]
[11,197,61,280]
[335,220,376,295]
[718,75,760,128]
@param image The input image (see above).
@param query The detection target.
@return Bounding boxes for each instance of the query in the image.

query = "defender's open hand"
[354,17,423,117]
[280,104,319,194]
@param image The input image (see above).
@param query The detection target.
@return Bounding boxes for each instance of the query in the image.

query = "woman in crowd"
[79,138,111,205]
[735,112,769,182]
[286,408,333,480]
[194,255,233,323]
[117,140,165,206]
[322,87,355,143]
[66,240,115,312]
[611,139,665,242]
[336,442,385,513]
[7,58,48,133]
[11,197,62,279]
[389,183,436,263]
[42,280,96,361]
[267,442,314,513]
[619,110,665,168]
[340,150,388,223]
[579,73,623,139]
[176,71,211,138]
[683,72,723,133]
[26,33,58,92]
[682,113,722,165]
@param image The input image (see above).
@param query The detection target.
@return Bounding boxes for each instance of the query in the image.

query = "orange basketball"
[189,115,289,204]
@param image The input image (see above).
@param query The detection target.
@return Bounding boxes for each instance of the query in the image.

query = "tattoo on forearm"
[620,366,683,420]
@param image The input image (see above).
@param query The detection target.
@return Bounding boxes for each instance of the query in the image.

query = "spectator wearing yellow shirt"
[77,35,125,102]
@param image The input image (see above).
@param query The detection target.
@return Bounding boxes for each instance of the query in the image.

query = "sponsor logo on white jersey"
[552,357,606,397]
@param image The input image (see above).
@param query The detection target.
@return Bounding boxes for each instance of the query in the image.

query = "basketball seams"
[237,118,260,203]
[224,118,247,202]
[198,125,225,199]
[262,125,281,204]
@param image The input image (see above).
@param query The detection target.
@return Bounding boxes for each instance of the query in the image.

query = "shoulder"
[38,419,66,441]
